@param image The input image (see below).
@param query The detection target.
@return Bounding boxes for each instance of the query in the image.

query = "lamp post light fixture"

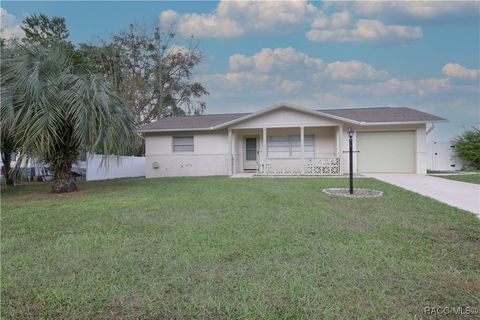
[348,128,354,194]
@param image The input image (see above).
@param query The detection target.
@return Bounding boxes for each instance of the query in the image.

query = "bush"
[453,128,480,170]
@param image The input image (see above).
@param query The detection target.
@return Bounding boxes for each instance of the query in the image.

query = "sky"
[1,1,479,141]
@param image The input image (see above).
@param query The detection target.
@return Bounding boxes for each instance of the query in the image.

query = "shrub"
[452,128,480,170]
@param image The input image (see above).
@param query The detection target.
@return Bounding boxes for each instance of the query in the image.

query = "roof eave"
[359,119,448,126]
[138,127,215,133]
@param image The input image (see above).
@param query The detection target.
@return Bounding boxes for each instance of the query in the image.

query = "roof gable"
[225,104,353,129]
[215,103,359,129]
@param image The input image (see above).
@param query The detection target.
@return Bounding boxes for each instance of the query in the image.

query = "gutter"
[358,119,448,126]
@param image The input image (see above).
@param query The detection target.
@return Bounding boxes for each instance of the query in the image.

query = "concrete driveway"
[365,173,480,216]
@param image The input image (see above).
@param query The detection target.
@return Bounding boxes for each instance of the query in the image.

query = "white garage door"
[357,131,415,173]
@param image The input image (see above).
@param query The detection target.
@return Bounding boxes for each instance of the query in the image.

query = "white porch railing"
[304,158,340,175]
[262,157,341,176]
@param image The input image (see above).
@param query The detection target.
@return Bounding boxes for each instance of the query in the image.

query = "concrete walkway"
[365,173,480,217]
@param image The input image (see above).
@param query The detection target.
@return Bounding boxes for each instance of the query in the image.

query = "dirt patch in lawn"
[323,188,383,198]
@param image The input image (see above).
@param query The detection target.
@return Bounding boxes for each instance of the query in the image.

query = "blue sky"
[1,1,479,141]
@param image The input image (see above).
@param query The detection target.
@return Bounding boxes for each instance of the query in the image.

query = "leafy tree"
[20,13,95,71]
[1,44,139,193]
[21,14,69,46]
[79,24,209,126]
[453,127,480,170]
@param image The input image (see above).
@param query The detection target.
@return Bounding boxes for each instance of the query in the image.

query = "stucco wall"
[144,130,229,178]
[314,127,336,158]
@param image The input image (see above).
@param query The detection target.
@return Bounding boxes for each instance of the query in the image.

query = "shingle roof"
[139,113,249,131]
[319,107,446,123]
[138,106,446,132]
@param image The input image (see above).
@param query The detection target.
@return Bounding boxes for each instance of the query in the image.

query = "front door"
[244,137,258,170]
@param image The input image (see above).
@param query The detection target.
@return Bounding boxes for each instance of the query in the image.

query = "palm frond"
[2,43,138,175]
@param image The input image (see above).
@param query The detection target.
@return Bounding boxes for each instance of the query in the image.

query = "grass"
[1,177,479,319]
[432,173,480,185]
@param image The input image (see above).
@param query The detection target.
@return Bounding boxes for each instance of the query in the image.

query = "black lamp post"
[348,128,354,194]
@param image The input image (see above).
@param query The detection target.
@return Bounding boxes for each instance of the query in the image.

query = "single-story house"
[138,103,447,178]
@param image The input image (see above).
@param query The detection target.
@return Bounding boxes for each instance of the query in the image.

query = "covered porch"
[227,125,344,176]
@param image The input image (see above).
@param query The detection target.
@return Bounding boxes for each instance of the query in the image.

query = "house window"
[267,135,314,158]
[173,136,194,152]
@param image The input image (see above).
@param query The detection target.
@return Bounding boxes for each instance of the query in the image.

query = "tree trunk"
[51,164,77,193]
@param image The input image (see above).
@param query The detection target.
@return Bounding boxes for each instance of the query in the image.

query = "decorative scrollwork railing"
[264,158,340,175]
[304,158,340,175]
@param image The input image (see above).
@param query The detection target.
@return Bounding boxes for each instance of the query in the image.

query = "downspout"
[426,123,435,135]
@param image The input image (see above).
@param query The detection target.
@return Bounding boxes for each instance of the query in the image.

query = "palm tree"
[1,44,138,193]
[0,88,18,185]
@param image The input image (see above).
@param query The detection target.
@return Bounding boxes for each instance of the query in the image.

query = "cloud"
[159,1,426,45]
[306,19,422,43]
[198,47,390,104]
[229,47,324,73]
[442,63,480,79]
[228,47,386,81]
[160,0,317,38]
[0,8,23,40]
[342,1,480,25]
[324,60,388,80]
[310,10,352,29]
[160,9,243,38]
[197,71,302,94]
[160,1,478,45]
[288,92,350,108]
[280,79,303,93]
[340,77,451,96]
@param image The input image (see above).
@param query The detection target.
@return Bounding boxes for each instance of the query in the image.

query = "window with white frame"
[267,135,314,158]
[173,136,194,152]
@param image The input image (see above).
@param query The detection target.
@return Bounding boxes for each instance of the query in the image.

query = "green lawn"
[432,173,480,185]
[1,177,479,319]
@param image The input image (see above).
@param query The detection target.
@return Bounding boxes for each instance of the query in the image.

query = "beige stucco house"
[138,103,446,178]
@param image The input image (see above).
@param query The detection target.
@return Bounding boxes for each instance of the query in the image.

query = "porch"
[227,125,344,176]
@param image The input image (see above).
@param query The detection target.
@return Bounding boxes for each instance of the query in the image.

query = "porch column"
[300,126,305,175]
[228,128,233,175]
[337,124,344,174]
[263,127,267,175]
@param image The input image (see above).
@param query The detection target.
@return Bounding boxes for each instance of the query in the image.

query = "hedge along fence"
[86,154,145,181]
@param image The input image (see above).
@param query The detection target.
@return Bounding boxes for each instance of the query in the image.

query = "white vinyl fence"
[427,141,463,172]
[86,154,145,181]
